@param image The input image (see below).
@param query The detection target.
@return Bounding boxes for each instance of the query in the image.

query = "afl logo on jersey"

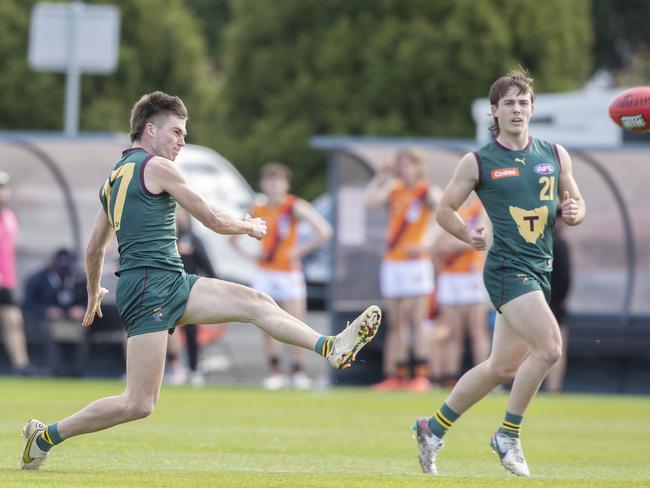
[406,201,423,223]
[534,163,555,175]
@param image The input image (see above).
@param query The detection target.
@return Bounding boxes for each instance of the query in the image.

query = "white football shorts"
[380,258,434,299]
[436,272,488,306]
[252,268,307,302]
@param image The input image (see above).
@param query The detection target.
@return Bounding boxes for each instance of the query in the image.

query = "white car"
[175,144,257,285]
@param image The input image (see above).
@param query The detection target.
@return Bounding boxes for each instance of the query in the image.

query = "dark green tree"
[215,0,592,199]
[80,0,219,145]
[184,0,230,64]
[0,0,219,147]
[592,0,650,71]
[0,0,64,130]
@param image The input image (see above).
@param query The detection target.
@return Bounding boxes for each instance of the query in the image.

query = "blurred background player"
[165,207,218,386]
[424,284,449,388]
[0,171,34,375]
[433,198,490,387]
[366,149,440,392]
[23,249,87,376]
[545,209,572,392]
[231,162,332,390]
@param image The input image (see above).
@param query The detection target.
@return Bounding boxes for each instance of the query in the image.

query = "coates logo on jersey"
[491,167,520,180]
[534,163,555,175]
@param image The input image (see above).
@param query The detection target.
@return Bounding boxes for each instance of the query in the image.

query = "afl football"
[608,86,650,132]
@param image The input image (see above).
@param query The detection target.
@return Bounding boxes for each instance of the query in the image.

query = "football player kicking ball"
[413,67,585,476]
[21,91,381,470]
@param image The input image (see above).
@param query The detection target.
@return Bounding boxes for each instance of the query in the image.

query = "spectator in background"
[165,206,218,386]
[0,171,34,375]
[365,149,441,392]
[434,198,490,387]
[23,249,87,376]
[545,210,572,392]
[424,286,449,387]
[231,163,332,390]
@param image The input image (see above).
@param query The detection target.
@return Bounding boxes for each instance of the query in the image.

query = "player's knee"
[489,362,518,382]
[258,290,275,305]
[133,402,155,420]
[249,290,276,316]
[540,343,562,366]
[125,399,156,420]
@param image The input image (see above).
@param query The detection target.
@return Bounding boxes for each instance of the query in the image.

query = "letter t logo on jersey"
[509,205,549,244]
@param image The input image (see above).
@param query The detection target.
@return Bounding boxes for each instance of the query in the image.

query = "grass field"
[1,378,649,487]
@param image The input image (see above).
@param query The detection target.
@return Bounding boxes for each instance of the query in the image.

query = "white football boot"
[490,432,530,477]
[412,417,445,475]
[262,373,289,390]
[21,419,49,470]
[290,371,313,390]
[327,305,381,369]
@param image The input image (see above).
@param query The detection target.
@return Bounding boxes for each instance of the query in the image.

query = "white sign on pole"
[29,2,120,75]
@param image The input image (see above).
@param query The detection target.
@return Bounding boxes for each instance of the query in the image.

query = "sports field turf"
[1,378,649,487]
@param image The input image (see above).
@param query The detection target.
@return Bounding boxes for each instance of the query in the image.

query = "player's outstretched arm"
[145,157,267,240]
[556,144,586,226]
[436,153,487,250]
[83,208,113,327]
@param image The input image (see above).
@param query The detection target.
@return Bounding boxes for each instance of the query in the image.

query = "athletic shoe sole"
[335,305,382,369]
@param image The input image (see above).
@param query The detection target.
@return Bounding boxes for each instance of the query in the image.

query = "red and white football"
[608,86,650,132]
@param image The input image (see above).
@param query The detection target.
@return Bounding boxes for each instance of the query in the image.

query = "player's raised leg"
[21,331,168,469]
[179,277,381,369]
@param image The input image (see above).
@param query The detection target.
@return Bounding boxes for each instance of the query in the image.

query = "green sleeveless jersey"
[99,148,183,275]
[474,137,560,273]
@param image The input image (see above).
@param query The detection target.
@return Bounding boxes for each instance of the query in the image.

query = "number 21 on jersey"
[102,163,135,231]
[539,176,555,201]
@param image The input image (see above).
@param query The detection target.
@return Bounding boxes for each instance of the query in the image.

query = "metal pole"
[63,1,83,137]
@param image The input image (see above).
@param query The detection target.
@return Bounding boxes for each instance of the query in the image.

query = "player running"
[413,67,585,476]
[21,91,381,470]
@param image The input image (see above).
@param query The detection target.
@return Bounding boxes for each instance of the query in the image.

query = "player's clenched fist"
[468,226,488,251]
[244,214,267,240]
[560,191,579,225]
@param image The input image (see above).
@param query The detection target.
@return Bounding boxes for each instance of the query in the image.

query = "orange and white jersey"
[440,200,485,274]
[384,180,432,261]
[250,194,300,271]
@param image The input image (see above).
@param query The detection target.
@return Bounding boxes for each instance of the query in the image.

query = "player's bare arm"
[82,208,114,327]
[145,157,267,239]
[290,198,333,259]
[426,184,442,212]
[556,144,586,226]
[436,153,487,250]
[365,163,395,208]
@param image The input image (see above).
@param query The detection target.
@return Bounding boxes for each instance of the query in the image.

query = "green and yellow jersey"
[99,148,183,275]
[474,137,560,274]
